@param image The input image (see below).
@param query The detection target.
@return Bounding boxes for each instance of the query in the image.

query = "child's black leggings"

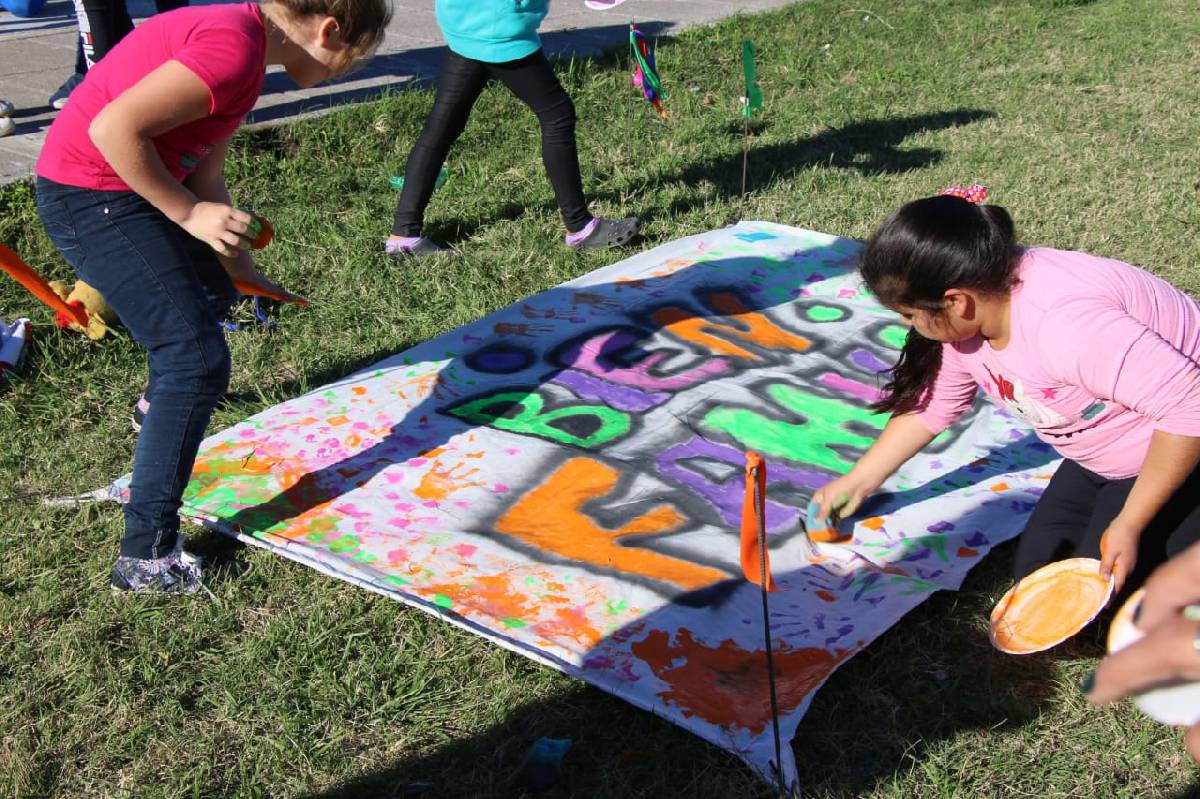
[70,0,186,73]
[1014,458,1200,593]
[392,48,592,237]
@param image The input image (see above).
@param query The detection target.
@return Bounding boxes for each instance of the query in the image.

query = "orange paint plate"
[989,558,1113,654]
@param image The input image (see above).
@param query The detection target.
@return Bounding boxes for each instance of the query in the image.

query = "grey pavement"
[0,0,793,185]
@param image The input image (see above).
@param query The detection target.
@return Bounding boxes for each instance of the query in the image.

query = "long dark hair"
[859,194,1022,415]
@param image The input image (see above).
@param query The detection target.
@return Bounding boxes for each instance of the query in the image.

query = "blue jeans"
[36,177,235,559]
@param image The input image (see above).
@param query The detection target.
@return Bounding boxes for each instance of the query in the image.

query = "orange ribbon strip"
[740,451,777,591]
[0,242,89,327]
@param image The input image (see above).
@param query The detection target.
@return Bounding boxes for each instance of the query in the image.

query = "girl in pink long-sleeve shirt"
[810,191,1200,596]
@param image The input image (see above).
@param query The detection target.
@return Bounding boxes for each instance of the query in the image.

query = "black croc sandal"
[569,217,641,249]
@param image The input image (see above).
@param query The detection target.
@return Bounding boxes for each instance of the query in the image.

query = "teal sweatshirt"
[435,0,549,63]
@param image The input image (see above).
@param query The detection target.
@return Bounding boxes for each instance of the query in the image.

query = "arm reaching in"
[808,412,936,531]
[1088,541,1200,763]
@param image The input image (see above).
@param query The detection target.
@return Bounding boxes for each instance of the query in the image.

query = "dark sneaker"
[49,73,84,111]
[384,236,452,258]
[566,217,640,250]
[111,541,204,595]
[131,394,150,433]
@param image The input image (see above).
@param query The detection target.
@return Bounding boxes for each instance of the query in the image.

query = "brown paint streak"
[631,629,853,734]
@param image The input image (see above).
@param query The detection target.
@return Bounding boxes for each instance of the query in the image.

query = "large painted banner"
[157,222,1057,786]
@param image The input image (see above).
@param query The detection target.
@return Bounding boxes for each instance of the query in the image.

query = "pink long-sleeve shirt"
[916,247,1200,479]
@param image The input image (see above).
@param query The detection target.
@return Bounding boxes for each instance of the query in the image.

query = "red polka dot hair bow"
[940,183,988,203]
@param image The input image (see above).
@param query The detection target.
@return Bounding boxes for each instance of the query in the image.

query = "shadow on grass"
[297,681,770,798]
[293,546,1061,798]
[432,109,996,245]
[661,109,996,216]
[1169,782,1200,799]
[792,542,1064,795]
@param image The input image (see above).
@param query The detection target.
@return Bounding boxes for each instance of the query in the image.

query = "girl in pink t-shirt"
[34,0,392,594]
[810,190,1200,599]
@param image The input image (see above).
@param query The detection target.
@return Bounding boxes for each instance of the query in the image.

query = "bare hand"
[1099,520,1142,593]
[1088,616,1200,762]
[807,473,876,538]
[180,202,253,257]
[1087,540,1200,764]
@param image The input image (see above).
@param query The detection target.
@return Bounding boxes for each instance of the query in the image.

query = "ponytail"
[859,194,1021,415]
[871,328,943,415]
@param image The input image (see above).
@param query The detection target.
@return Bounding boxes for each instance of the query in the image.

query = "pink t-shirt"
[917,247,1200,479]
[36,3,266,191]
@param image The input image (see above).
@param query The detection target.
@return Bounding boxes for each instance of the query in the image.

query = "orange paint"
[861,517,885,530]
[425,574,533,620]
[807,526,845,543]
[327,415,350,426]
[241,454,281,474]
[631,629,853,734]
[495,458,727,590]
[413,460,485,501]
[990,482,1009,492]
[814,589,835,602]
[957,547,979,558]
[539,605,605,648]
[230,277,306,304]
[989,558,1113,654]
[652,293,811,361]
[352,386,367,395]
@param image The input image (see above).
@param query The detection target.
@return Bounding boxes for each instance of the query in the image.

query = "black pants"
[71,0,186,73]
[392,48,592,237]
[1014,458,1200,592]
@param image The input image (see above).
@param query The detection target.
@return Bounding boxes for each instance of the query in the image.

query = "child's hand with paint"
[241,210,274,250]
[807,478,873,542]
[807,413,938,541]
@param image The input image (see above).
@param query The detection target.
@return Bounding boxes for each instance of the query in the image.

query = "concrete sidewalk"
[0,0,792,185]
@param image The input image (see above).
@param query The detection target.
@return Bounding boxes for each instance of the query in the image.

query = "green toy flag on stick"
[742,39,763,119]
[739,39,764,212]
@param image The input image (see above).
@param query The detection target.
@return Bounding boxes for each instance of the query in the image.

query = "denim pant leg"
[36,178,234,559]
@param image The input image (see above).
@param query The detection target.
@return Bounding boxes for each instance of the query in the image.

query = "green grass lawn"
[3,0,1200,796]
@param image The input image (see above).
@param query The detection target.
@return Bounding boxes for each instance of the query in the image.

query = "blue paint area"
[734,231,777,243]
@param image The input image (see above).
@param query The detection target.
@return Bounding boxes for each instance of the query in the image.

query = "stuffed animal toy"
[1,213,298,342]
[48,279,118,340]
